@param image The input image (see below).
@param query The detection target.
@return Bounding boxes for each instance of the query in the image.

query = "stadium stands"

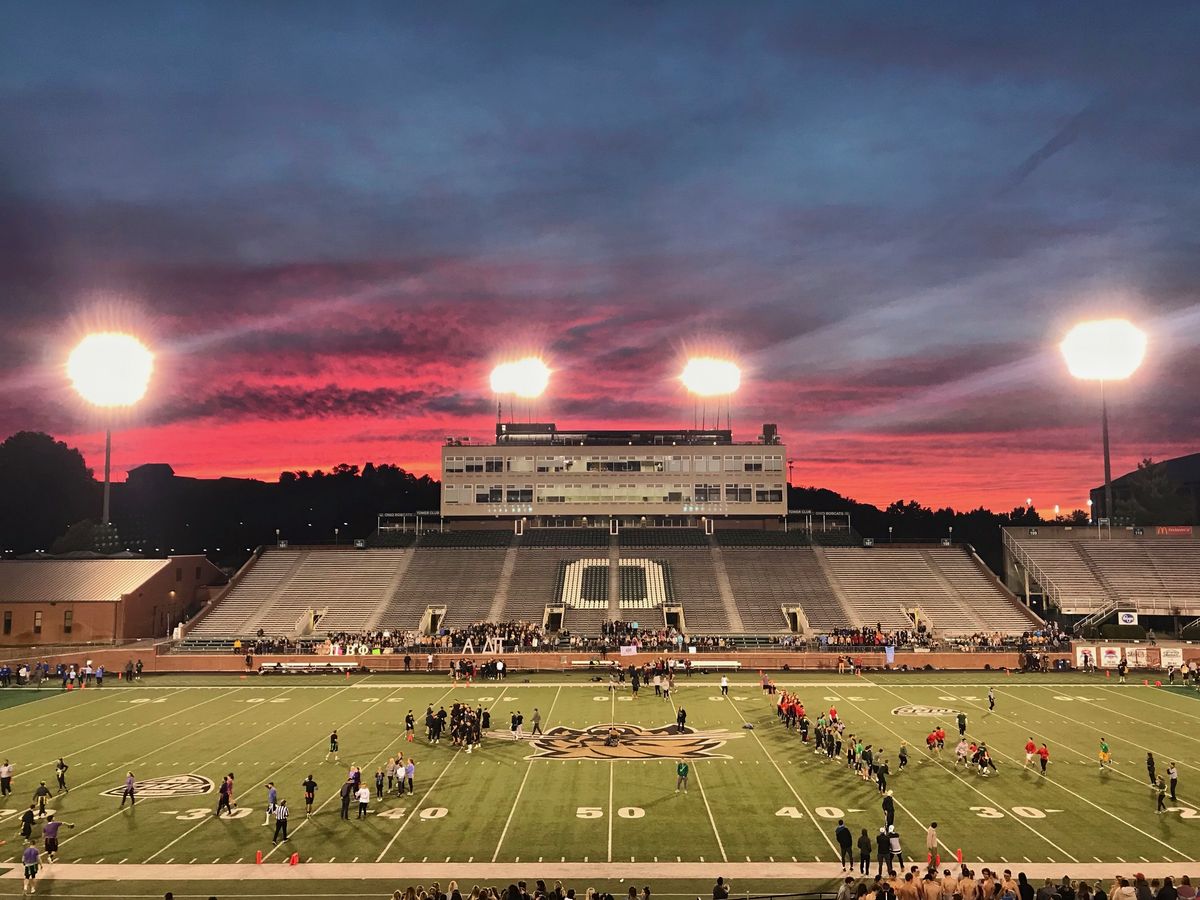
[721,547,845,632]
[617,528,708,548]
[191,549,305,634]
[188,533,1042,642]
[714,529,811,547]
[522,528,610,548]
[1005,527,1200,615]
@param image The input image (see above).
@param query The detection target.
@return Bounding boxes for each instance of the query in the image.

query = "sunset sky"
[2,2,1198,512]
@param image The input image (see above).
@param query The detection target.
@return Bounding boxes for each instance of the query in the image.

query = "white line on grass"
[145,679,379,861]
[872,681,1187,861]
[0,690,111,732]
[825,689,1009,862]
[373,686,462,862]
[57,691,296,854]
[2,687,192,756]
[491,685,563,862]
[669,694,727,862]
[1095,685,1200,726]
[1030,687,1200,775]
[993,687,1199,805]
[608,686,616,864]
[722,694,839,857]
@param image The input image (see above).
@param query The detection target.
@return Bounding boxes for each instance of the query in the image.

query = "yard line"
[824,689,1014,861]
[57,687,288,851]
[607,760,616,863]
[491,685,563,862]
[373,687,463,862]
[722,694,839,856]
[669,694,727,862]
[2,687,193,756]
[146,679,380,861]
[0,690,110,731]
[994,688,1200,804]
[872,681,1187,861]
[56,687,286,798]
[1030,687,1200,775]
[1095,685,1200,726]
[608,685,616,864]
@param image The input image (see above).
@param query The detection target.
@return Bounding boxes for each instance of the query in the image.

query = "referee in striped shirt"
[272,799,289,844]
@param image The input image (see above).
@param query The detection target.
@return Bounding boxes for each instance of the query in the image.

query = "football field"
[0,670,1197,897]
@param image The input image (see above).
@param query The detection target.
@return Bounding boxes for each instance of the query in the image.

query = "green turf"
[0,672,1197,887]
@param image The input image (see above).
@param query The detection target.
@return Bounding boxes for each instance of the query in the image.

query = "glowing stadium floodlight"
[1059,318,1146,524]
[68,332,154,526]
[489,357,550,399]
[681,357,741,397]
[68,333,155,407]
[1060,319,1147,382]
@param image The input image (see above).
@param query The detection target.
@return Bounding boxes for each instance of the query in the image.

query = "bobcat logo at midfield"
[100,774,213,798]
[892,705,958,717]
[518,724,740,761]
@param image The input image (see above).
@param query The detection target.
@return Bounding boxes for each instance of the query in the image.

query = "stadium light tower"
[681,357,740,430]
[1060,318,1147,522]
[67,332,154,526]
[490,357,550,422]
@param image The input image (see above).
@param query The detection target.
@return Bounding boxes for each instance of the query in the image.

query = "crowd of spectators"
[815,626,934,649]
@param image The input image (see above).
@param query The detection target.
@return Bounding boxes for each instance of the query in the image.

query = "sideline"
[7,860,1197,882]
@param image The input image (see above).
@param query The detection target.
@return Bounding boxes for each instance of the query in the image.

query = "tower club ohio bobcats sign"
[892,705,959,717]
[512,723,741,761]
[100,774,214,798]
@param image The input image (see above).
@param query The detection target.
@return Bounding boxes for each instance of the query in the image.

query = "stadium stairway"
[810,548,867,629]
[485,544,520,621]
[706,540,745,632]
[361,547,416,631]
[191,548,308,636]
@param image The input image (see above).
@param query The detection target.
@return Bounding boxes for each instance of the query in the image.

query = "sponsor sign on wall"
[1155,526,1193,536]
[1126,647,1150,668]
[1098,646,1124,668]
[1117,611,1139,626]
[1160,647,1184,668]
[1075,646,1096,668]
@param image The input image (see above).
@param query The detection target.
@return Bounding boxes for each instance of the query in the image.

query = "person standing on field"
[835,818,853,870]
[54,759,68,795]
[531,708,543,735]
[1,759,14,797]
[675,760,689,794]
[272,799,289,844]
[720,675,729,696]
[1038,743,1050,776]
[119,772,136,807]
[1167,762,1178,801]
[301,774,317,816]
[1147,753,1157,786]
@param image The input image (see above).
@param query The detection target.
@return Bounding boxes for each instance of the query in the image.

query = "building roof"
[0,559,172,604]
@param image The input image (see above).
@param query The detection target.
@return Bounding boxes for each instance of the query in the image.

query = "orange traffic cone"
[289,852,299,865]
[956,849,963,864]
[256,850,263,864]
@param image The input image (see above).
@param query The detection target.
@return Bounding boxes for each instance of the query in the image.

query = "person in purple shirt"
[41,814,73,863]
[22,841,39,895]
[119,772,136,807]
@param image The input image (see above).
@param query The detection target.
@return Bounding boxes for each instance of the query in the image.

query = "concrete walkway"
[4,862,1196,882]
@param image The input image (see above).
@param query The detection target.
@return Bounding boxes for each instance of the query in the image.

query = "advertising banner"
[1075,646,1096,669]
[1160,647,1184,668]
[619,645,637,656]
[1126,647,1150,668]
[1098,646,1124,669]
[1116,611,1139,626]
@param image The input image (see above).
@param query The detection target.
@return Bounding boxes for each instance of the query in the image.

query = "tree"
[0,432,98,554]
[1115,458,1193,525]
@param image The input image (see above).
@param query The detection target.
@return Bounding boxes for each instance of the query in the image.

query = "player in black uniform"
[302,774,317,816]
[326,730,339,762]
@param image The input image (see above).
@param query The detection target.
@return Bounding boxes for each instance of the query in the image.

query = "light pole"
[67,333,154,526]
[1060,319,1147,521]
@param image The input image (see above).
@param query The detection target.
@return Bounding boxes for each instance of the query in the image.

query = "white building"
[440,422,787,525]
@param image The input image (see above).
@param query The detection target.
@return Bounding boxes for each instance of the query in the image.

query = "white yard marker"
[492,685,563,862]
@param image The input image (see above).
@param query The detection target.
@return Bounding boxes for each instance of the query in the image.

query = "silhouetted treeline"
[6,430,1182,577]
